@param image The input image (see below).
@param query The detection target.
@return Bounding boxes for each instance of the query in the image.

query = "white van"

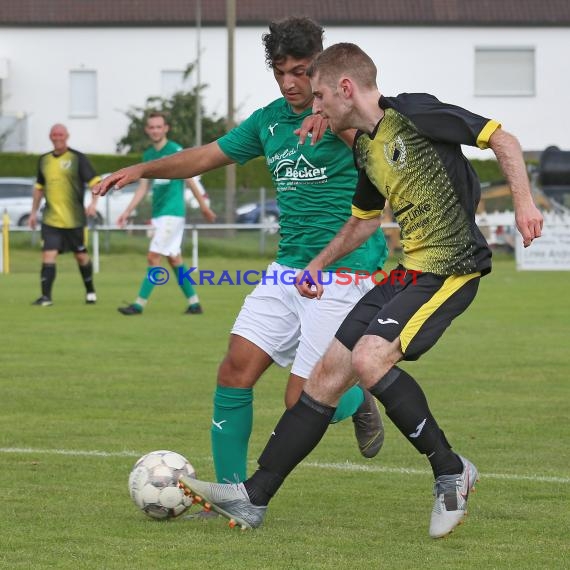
[0,177,36,226]
[0,176,138,227]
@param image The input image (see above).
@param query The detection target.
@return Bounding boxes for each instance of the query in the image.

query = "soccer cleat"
[184,304,203,315]
[183,509,220,521]
[118,304,142,315]
[178,477,267,530]
[85,292,97,304]
[429,455,479,539]
[32,295,53,307]
[352,389,385,458]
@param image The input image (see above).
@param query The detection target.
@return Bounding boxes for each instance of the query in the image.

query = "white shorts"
[149,216,185,257]
[231,262,375,379]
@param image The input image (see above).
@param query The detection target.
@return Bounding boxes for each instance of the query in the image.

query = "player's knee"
[284,382,303,409]
[147,252,161,265]
[352,336,395,382]
[217,355,257,389]
[167,255,182,267]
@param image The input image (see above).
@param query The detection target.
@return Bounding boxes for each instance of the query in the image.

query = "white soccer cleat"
[429,455,479,539]
[178,477,266,530]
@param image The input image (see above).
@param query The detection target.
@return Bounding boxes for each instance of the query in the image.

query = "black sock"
[370,367,462,477]
[41,263,56,298]
[79,261,95,293]
[244,392,335,506]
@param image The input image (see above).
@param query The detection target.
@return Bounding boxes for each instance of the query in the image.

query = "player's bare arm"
[93,142,233,196]
[116,179,150,227]
[85,184,99,217]
[295,114,356,147]
[28,187,44,229]
[186,178,217,223]
[488,128,543,247]
[296,215,382,299]
[295,114,329,145]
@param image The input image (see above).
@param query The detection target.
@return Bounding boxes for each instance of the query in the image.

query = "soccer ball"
[128,450,196,520]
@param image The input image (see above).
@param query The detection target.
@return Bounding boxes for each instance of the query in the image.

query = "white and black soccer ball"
[128,450,196,520]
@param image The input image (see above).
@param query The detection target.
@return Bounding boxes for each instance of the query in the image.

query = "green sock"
[136,266,156,304]
[175,264,198,301]
[331,384,365,423]
[211,386,253,483]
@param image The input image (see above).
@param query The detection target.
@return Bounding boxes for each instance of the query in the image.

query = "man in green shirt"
[116,111,216,315]
[175,42,543,537]
[94,18,388,489]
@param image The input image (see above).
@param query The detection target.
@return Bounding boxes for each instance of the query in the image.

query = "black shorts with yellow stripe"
[335,266,480,361]
[41,224,87,254]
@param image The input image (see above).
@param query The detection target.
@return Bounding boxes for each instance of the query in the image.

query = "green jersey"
[143,140,186,218]
[218,98,387,272]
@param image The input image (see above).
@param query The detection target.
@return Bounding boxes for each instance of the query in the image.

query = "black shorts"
[335,266,480,361]
[41,224,87,254]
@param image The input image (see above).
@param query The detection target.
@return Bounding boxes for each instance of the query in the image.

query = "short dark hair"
[146,111,170,125]
[262,17,324,68]
[307,43,377,89]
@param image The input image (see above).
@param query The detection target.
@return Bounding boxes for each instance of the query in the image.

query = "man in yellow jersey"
[29,124,101,306]
[176,43,544,539]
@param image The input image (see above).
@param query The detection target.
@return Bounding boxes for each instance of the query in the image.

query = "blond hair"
[307,43,377,89]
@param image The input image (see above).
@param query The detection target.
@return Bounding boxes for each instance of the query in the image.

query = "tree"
[117,65,227,153]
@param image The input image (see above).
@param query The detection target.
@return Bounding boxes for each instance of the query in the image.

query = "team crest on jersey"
[60,160,72,170]
[383,136,407,170]
[274,154,327,183]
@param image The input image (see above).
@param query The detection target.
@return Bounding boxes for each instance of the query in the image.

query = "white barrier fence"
[476,211,570,270]
[0,221,291,274]
[2,215,570,273]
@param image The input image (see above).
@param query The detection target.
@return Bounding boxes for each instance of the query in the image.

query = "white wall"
[0,25,569,157]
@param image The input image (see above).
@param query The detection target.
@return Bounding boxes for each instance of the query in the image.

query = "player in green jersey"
[29,123,101,306]
[176,42,544,537]
[94,19,388,490]
[116,111,216,316]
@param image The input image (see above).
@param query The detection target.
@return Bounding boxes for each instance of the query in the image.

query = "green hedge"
[0,152,273,190]
[1,151,508,188]
[469,159,503,183]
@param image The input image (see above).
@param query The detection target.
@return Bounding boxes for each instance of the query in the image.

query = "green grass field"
[0,245,569,569]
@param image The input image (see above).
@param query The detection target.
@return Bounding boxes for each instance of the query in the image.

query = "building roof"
[1,0,570,27]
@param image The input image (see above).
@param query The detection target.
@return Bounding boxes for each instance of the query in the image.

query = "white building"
[1,0,569,158]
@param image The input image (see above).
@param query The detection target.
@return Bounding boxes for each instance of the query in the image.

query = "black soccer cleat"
[118,304,142,315]
[32,295,53,307]
[185,304,203,315]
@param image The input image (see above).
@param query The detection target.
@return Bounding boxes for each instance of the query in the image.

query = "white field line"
[1,447,568,484]
[302,461,570,484]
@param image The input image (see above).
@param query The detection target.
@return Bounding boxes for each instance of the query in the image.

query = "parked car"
[0,177,35,226]
[236,199,280,224]
[236,199,280,233]
[185,176,211,210]
[0,175,138,227]
[96,177,139,225]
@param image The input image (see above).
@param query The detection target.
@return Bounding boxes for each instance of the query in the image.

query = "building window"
[475,47,535,97]
[70,70,97,117]
[161,70,192,98]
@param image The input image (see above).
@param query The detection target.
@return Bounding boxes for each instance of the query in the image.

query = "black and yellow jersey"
[352,93,499,277]
[35,148,101,229]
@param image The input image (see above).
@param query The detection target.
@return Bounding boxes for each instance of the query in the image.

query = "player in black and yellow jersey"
[29,124,101,306]
[174,44,544,538]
